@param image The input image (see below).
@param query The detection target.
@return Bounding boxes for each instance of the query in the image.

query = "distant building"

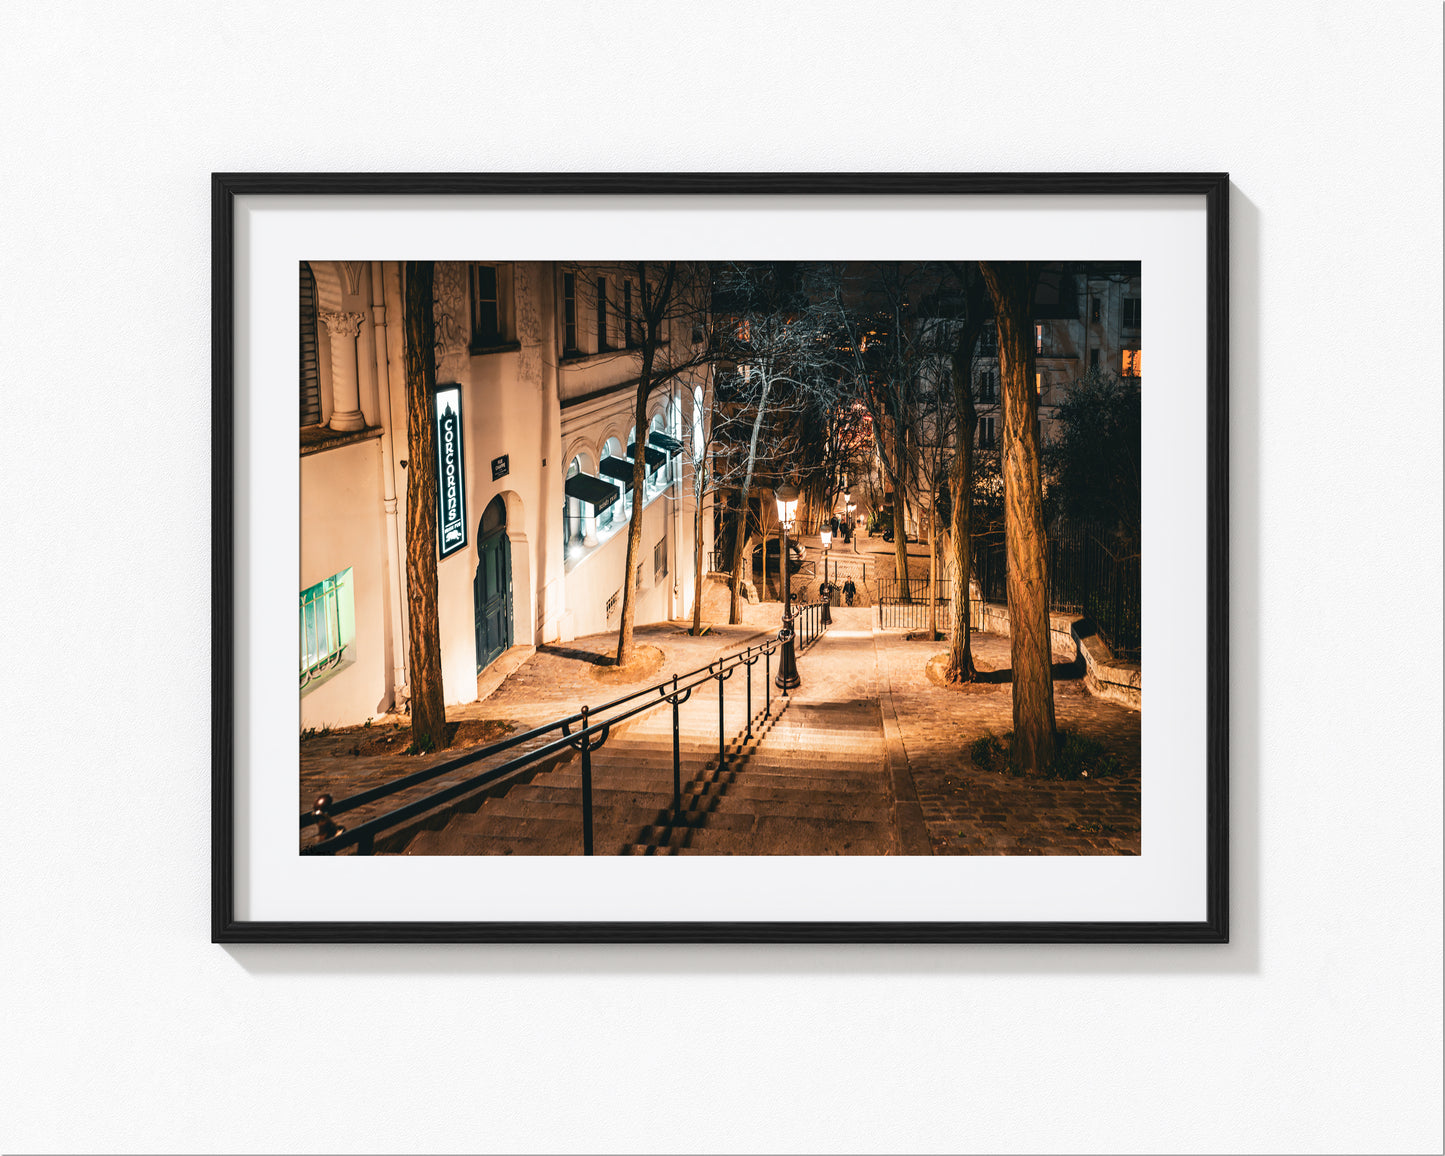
[891,263,1141,539]
[299,261,711,729]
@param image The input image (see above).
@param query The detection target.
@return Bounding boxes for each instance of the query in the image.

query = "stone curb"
[871,622,933,856]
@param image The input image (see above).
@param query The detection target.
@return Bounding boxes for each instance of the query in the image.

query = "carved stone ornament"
[318,309,366,339]
[515,262,543,387]
[431,262,468,355]
[342,260,366,297]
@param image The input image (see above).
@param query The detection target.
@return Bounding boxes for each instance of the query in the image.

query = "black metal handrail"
[300,623,827,857]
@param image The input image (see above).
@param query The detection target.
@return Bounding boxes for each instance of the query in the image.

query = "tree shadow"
[974,656,1086,684]
[536,644,614,668]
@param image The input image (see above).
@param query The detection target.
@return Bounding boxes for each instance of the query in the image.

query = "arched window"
[565,457,581,556]
[600,437,625,529]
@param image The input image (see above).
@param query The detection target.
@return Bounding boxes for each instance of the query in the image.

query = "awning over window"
[648,431,684,455]
[627,443,668,472]
[598,456,635,484]
[564,472,620,513]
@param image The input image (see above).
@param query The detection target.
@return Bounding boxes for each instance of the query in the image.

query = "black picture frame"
[214,172,1228,944]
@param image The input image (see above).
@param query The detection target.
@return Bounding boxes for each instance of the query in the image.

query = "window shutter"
[300,263,322,427]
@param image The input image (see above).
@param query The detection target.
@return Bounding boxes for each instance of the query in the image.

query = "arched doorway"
[474,495,513,671]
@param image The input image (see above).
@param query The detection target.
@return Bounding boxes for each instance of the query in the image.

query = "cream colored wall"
[299,437,389,729]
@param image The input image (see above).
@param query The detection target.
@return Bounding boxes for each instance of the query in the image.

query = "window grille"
[300,568,353,687]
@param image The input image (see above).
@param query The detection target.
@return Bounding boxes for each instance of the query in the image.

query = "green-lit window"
[300,568,355,689]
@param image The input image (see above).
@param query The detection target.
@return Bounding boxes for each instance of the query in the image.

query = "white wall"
[299,438,390,727]
[1,4,1440,1154]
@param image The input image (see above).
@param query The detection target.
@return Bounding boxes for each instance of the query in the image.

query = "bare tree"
[401,261,448,751]
[978,260,1056,773]
[823,263,952,600]
[708,263,836,620]
[564,263,717,667]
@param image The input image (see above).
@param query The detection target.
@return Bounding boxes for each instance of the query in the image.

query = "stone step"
[683,815,895,855]
[499,782,891,816]
[583,749,884,772]
[546,764,888,793]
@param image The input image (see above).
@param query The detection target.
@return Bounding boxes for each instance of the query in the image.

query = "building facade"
[299,260,712,730]
[890,264,1142,539]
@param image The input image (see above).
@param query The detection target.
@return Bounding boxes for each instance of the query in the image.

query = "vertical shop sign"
[434,384,467,558]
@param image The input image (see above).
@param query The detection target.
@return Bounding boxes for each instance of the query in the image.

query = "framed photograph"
[213,172,1228,943]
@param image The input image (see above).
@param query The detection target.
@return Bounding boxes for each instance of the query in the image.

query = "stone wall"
[970,599,1141,711]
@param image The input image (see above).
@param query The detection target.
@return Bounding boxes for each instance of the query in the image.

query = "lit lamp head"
[775,483,800,531]
[820,529,832,549]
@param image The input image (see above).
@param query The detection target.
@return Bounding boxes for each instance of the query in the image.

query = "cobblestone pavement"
[873,630,1141,855]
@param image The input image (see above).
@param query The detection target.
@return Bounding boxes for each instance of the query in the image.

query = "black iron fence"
[878,598,953,633]
[301,623,829,857]
[875,575,937,603]
[972,522,1140,658]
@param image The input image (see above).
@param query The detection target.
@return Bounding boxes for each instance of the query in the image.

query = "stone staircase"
[402,648,897,856]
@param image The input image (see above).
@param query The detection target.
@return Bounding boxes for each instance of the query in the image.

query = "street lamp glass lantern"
[774,483,800,530]
[820,529,832,549]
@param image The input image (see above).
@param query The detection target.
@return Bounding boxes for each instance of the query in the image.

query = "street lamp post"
[846,499,857,553]
[819,528,833,626]
[774,483,801,691]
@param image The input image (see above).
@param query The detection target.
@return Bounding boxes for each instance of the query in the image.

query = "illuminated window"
[1090,297,1101,323]
[1035,323,1044,353]
[1122,350,1142,378]
[300,568,355,690]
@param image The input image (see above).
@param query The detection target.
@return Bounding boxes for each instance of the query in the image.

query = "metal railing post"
[745,652,753,738]
[579,704,594,856]
[671,675,681,810]
[718,668,726,772]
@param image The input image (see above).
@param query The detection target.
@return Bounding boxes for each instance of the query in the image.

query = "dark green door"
[474,497,513,672]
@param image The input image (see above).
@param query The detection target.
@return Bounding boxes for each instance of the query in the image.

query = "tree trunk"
[928,505,939,639]
[691,452,707,635]
[727,376,771,623]
[892,498,910,599]
[892,415,911,599]
[613,347,654,667]
[979,260,1056,773]
[401,261,448,752]
[728,493,749,624]
[946,328,979,683]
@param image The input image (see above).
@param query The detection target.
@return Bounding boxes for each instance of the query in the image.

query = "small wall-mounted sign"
[434,384,467,559]
[491,454,510,481]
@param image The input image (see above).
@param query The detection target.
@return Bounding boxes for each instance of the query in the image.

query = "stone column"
[319,309,367,432]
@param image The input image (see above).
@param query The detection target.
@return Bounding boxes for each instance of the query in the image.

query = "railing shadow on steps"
[301,609,830,857]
